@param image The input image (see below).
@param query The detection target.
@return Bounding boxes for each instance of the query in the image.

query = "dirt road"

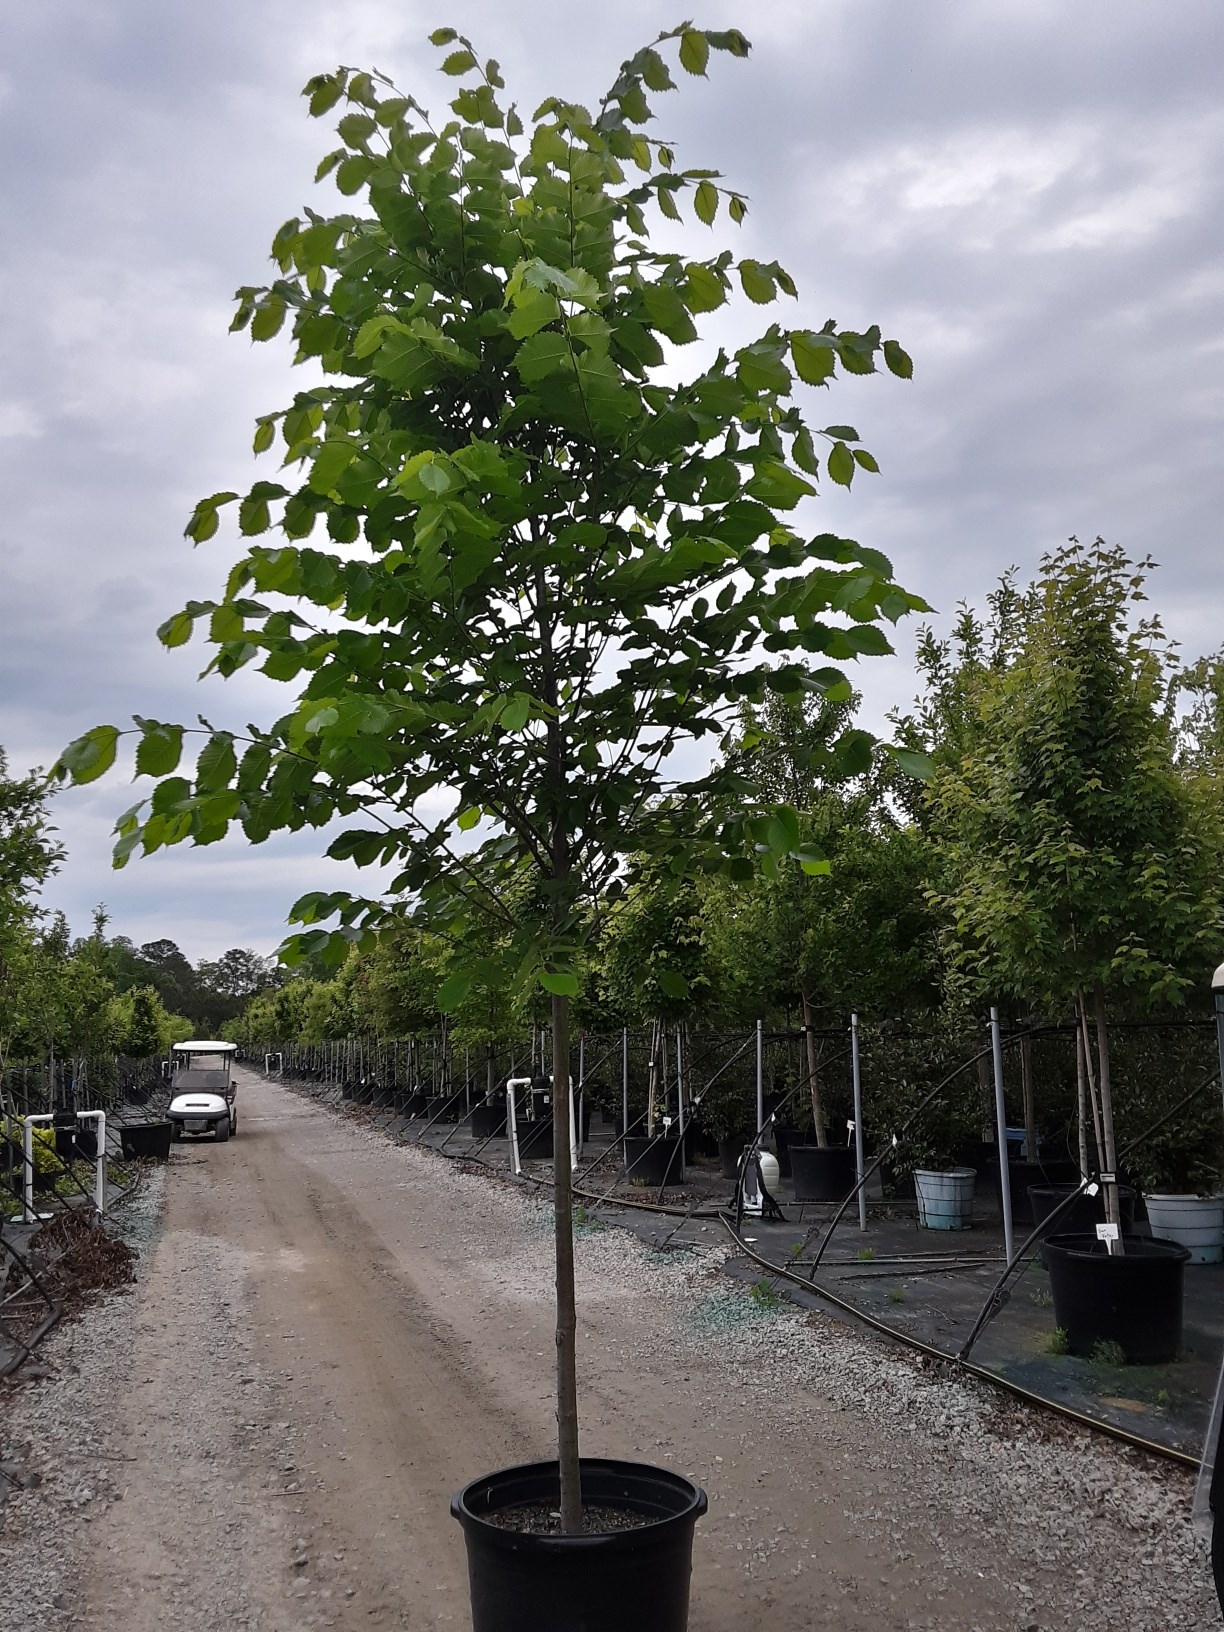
[25,1069,1217,1630]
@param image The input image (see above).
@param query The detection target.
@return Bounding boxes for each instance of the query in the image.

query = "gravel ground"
[0,1078,1218,1632]
[0,1169,164,1627]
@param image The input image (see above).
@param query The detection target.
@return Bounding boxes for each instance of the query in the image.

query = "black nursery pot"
[789,1143,857,1203]
[518,1117,554,1159]
[398,1090,427,1117]
[452,1458,708,1632]
[1042,1233,1190,1364]
[471,1101,507,1139]
[771,1124,798,1178]
[1030,1184,1137,1235]
[717,1135,751,1180]
[623,1134,683,1187]
[119,1121,173,1161]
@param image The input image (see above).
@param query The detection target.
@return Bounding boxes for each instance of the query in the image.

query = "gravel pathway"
[0,1075,1218,1632]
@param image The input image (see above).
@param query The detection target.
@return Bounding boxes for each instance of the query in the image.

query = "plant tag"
[1099,1172,1116,1184]
[1085,1182,1099,1197]
[1096,1222,1120,1252]
[846,1119,856,1133]
[891,1134,899,1148]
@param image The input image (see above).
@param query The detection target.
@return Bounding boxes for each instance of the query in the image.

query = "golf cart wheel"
[215,1117,230,1144]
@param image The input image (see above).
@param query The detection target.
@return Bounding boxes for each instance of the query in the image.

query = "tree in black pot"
[57,23,921,1628]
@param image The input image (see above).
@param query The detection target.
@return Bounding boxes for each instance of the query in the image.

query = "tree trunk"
[551,992,582,1532]
[1074,1022,1091,1179]
[1092,985,1122,1235]
[799,988,827,1146]
[1019,1016,1037,1161]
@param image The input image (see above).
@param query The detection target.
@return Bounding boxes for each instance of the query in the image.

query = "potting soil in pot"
[486,1503,650,1535]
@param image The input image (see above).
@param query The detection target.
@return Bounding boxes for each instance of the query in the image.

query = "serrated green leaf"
[429,27,458,44]
[853,448,880,473]
[728,194,747,224]
[684,263,725,313]
[456,806,481,831]
[442,49,477,75]
[791,331,836,386]
[250,299,286,342]
[694,179,718,225]
[501,693,531,732]
[657,968,689,999]
[738,259,775,303]
[58,725,120,785]
[679,29,710,75]
[158,611,194,648]
[515,331,571,384]
[135,723,183,778]
[827,441,855,487]
[334,154,374,195]
[883,338,913,379]
[253,419,276,454]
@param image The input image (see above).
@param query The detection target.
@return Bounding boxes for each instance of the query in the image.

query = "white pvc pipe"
[23,1110,108,1221]
[576,1035,585,1158]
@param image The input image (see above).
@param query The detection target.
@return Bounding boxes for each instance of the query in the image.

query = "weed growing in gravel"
[573,1205,603,1235]
[1028,1288,1053,1308]
[887,1286,906,1304]
[1090,1338,1128,1369]
[1047,1327,1070,1355]
[856,1248,875,1262]
[750,1278,784,1311]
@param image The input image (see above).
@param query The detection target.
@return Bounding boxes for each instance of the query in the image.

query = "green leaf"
[501,693,531,732]
[442,49,477,75]
[456,806,482,831]
[885,744,933,780]
[429,27,458,44]
[309,440,356,495]
[823,425,859,441]
[437,968,473,1012]
[539,970,579,997]
[507,286,561,339]
[694,180,718,225]
[827,441,855,487]
[252,418,276,454]
[305,75,344,117]
[679,29,710,75]
[853,448,880,474]
[158,611,194,648]
[135,723,183,778]
[657,968,689,999]
[250,299,286,342]
[58,725,120,785]
[334,154,374,195]
[883,338,913,379]
[728,194,747,224]
[791,331,836,386]
[738,260,775,304]
[683,263,725,314]
[515,331,571,383]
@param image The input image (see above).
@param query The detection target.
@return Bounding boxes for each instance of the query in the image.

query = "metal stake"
[990,1006,1015,1263]
[756,1018,764,1134]
[851,1013,867,1233]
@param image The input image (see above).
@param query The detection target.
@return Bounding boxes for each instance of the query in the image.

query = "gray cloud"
[3,0,1222,957]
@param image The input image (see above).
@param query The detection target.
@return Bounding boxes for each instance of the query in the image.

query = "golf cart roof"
[172,1041,239,1054]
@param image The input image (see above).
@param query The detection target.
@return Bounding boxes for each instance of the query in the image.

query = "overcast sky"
[3,0,1222,961]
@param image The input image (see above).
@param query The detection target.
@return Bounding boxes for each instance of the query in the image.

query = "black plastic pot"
[1042,1233,1190,1363]
[717,1136,751,1180]
[992,1158,1079,1226]
[518,1118,554,1159]
[771,1124,799,1179]
[119,1122,174,1161]
[1030,1184,1137,1235]
[126,1084,150,1107]
[789,1143,857,1203]
[624,1134,684,1186]
[452,1458,707,1632]
[471,1102,507,1139]
[398,1090,427,1117]
[425,1096,457,1123]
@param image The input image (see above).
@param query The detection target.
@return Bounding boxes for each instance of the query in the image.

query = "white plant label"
[1096,1222,1120,1244]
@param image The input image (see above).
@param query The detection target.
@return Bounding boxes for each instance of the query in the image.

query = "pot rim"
[451,1457,708,1554]
[1042,1232,1191,1264]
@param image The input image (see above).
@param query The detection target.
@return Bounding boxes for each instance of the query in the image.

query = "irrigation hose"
[719,1210,1200,1473]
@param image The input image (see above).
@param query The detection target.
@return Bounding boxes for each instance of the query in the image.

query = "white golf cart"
[167,1041,239,1143]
